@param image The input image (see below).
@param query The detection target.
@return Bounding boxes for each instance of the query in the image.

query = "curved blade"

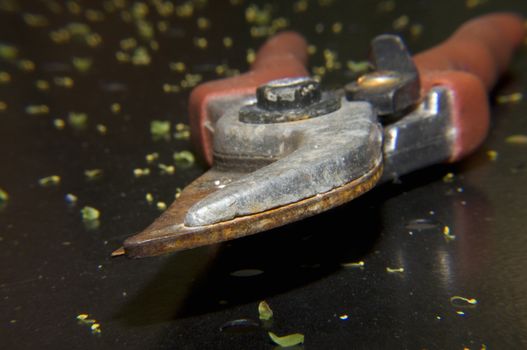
[122,163,382,258]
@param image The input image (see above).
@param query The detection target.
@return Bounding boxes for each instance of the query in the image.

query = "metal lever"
[345,35,420,117]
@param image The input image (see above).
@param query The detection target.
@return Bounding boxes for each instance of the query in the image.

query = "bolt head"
[256,77,321,111]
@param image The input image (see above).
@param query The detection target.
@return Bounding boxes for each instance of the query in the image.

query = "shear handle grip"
[189,32,309,166]
[413,13,525,161]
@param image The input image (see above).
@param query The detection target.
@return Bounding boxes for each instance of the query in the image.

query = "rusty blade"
[122,162,382,258]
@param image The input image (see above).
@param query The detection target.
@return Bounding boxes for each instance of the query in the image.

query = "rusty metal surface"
[125,161,382,258]
[1,1,527,349]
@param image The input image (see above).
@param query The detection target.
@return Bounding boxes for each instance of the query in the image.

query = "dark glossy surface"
[1,1,527,349]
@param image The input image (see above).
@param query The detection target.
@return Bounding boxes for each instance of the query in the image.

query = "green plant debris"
[17,59,35,72]
[442,172,455,183]
[173,150,195,166]
[120,37,137,51]
[35,79,50,90]
[450,296,478,307]
[150,120,171,138]
[175,187,182,199]
[341,261,365,268]
[132,47,151,65]
[268,332,304,347]
[53,118,66,130]
[76,313,101,334]
[81,206,100,221]
[0,101,6,111]
[169,61,186,73]
[245,4,272,25]
[111,103,121,114]
[197,17,210,30]
[38,175,61,187]
[443,225,456,241]
[54,76,74,88]
[96,124,108,135]
[84,169,103,180]
[246,48,256,64]
[85,9,105,22]
[65,193,78,205]
[156,201,167,211]
[486,150,498,161]
[180,73,202,88]
[393,15,409,31]
[294,0,308,12]
[22,13,49,27]
[386,267,404,273]
[133,168,151,177]
[456,310,465,316]
[0,71,11,84]
[158,163,175,175]
[163,83,180,93]
[145,152,159,163]
[174,123,190,140]
[136,20,154,40]
[68,112,88,129]
[223,36,233,48]
[145,192,154,203]
[377,0,395,12]
[0,43,18,59]
[0,188,8,203]
[466,0,489,8]
[410,23,423,38]
[175,2,194,18]
[346,60,371,74]
[258,301,273,320]
[505,134,527,145]
[496,92,523,104]
[72,57,92,72]
[26,104,50,115]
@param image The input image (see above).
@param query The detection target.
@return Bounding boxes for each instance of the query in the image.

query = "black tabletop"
[1,1,527,349]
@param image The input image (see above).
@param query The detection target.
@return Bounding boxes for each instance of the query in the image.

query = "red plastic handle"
[189,13,525,165]
[189,32,309,165]
[414,13,525,161]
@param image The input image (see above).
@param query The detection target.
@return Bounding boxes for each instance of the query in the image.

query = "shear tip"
[111,246,125,257]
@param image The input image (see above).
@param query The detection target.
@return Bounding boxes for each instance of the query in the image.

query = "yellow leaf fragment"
[173,150,195,166]
[258,300,273,320]
[35,79,50,90]
[450,295,478,307]
[76,314,89,320]
[0,101,6,111]
[26,105,50,115]
[386,267,404,273]
[0,71,11,84]
[496,92,523,104]
[96,124,108,135]
[505,134,527,145]
[268,332,304,347]
[68,112,88,129]
[0,188,8,203]
[53,118,66,130]
[341,261,365,268]
[23,13,49,27]
[81,206,100,221]
[145,152,159,163]
[54,76,74,88]
[486,150,498,161]
[443,225,456,241]
[156,201,167,211]
[65,193,78,204]
[72,57,92,72]
[84,169,103,180]
[442,172,455,183]
[133,168,150,177]
[169,61,186,73]
[145,192,154,203]
[110,103,121,114]
[158,163,175,175]
[38,175,61,187]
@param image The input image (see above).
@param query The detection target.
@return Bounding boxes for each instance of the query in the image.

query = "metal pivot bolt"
[345,35,421,117]
[239,77,341,124]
